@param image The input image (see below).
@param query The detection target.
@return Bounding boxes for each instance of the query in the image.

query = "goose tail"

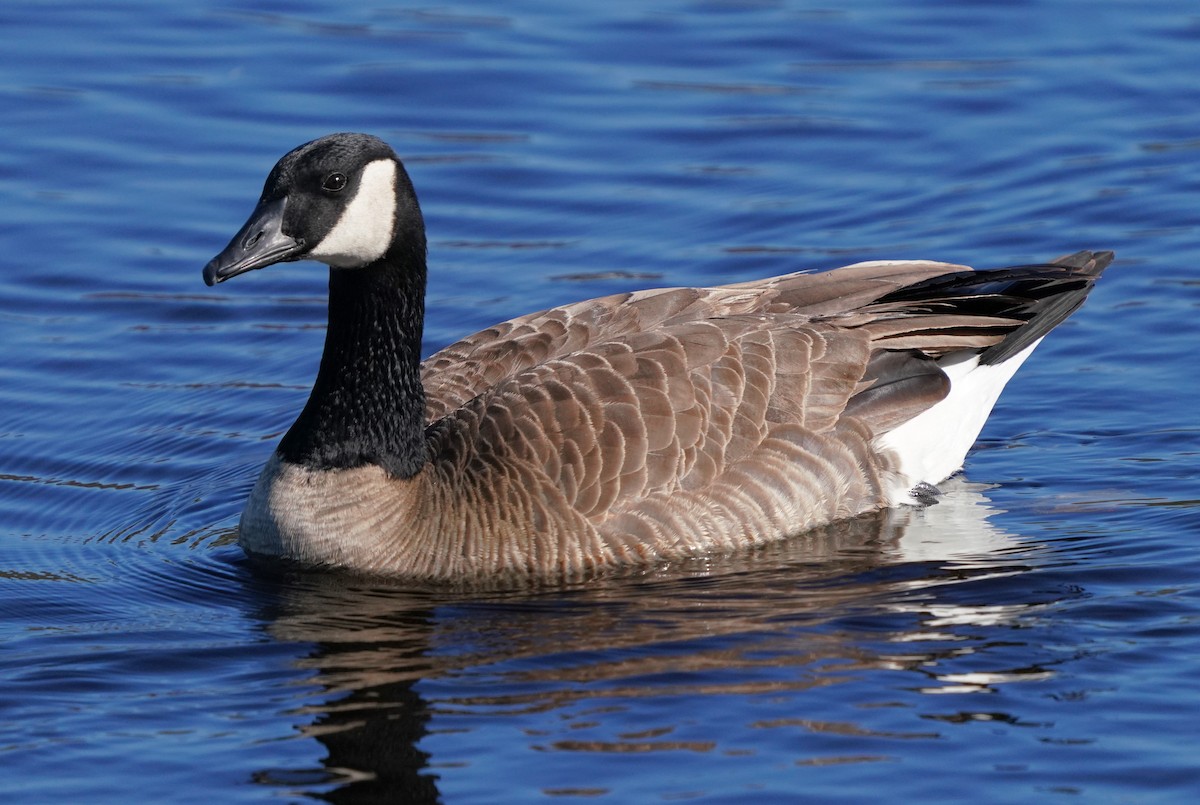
[869,250,1112,502]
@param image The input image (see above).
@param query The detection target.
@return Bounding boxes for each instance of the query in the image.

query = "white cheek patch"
[308,159,397,268]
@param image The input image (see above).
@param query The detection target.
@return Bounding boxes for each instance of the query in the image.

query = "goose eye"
[322,172,347,192]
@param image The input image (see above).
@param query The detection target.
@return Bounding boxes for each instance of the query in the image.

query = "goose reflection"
[248,479,1054,802]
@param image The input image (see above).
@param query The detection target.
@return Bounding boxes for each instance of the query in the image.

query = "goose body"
[204,133,1111,580]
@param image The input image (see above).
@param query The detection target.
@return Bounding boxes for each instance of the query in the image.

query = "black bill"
[203,197,304,286]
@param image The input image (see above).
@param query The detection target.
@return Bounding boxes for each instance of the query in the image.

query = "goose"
[203,132,1111,581]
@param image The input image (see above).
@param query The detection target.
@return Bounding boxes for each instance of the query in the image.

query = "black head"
[203,133,422,285]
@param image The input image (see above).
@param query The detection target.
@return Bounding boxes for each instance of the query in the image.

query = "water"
[2,1,1198,801]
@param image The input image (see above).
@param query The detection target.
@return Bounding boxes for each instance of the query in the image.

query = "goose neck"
[278,251,428,477]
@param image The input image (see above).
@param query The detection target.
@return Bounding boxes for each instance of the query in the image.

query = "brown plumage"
[204,133,1111,581]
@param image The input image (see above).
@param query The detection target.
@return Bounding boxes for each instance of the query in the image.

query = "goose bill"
[203,197,304,285]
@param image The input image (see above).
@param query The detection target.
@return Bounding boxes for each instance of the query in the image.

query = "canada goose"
[204,132,1111,581]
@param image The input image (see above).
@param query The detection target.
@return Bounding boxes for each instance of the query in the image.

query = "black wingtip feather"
[875,250,1113,366]
[979,250,1112,364]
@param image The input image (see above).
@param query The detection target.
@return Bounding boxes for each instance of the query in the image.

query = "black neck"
[278,243,428,477]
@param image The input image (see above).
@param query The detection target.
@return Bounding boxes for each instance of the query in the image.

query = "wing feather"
[411,255,1110,570]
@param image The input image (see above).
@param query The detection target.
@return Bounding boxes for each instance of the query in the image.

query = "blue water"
[2,1,1198,801]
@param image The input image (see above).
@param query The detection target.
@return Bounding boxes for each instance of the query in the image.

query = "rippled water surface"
[3,1,1199,802]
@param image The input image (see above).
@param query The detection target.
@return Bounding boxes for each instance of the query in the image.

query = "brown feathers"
[241,253,1111,581]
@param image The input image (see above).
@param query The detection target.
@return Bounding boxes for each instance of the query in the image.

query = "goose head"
[203,132,422,285]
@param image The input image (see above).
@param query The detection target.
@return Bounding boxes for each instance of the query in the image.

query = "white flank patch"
[876,338,1043,504]
[308,159,397,268]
